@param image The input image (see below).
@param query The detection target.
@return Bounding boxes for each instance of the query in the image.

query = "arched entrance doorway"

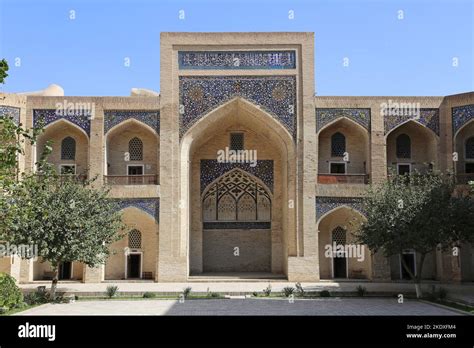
[201,169,272,272]
[181,97,296,277]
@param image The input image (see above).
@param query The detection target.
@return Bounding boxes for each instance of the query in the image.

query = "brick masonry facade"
[1,32,473,283]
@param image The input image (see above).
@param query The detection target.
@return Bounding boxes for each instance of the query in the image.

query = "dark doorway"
[58,262,72,280]
[333,256,347,278]
[127,254,141,278]
[401,253,416,280]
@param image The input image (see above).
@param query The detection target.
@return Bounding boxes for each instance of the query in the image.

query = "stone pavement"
[15,298,462,316]
[19,281,474,305]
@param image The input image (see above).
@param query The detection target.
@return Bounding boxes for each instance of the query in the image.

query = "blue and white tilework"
[316,196,365,221]
[452,104,474,135]
[104,110,160,134]
[33,109,91,136]
[316,108,370,133]
[200,160,273,194]
[384,108,439,136]
[0,105,20,125]
[116,198,159,222]
[178,51,296,70]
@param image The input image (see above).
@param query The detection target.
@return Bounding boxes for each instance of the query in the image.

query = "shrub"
[438,287,448,300]
[319,290,330,297]
[252,292,258,297]
[24,290,49,305]
[183,287,192,299]
[356,285,367,297]
[295,282,305,297]
[143,292,156,298]
[106,285,119,298]
[283,287,295,297]
[211,292,220,298]
[0,273,23,310]
[263,284,272,297]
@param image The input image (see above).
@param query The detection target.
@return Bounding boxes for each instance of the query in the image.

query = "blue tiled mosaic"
[33,109,91,136]
[452,104,474,135]
[316,196,365,221]
[0,105,20,125]
[384,108,439,136]
[116,198,159,222]
[203,222,271,230]
[201,160,273,193]
[178,51,296,70]
[179,76,297,139]
[316,108,371,133]
[104,110,160,134]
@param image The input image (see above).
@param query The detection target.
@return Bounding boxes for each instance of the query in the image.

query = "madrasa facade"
[1,32,473,284]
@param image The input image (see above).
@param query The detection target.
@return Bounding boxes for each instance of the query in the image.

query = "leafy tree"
[0,58,8,84]
[355,172,474,298]
[2,167,126,299]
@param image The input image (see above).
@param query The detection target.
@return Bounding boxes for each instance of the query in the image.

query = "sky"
[0,0,473,96]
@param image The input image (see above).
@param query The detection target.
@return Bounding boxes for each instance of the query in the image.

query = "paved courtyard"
[16,298,462,316]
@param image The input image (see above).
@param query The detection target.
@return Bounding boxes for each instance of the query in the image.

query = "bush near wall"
[0,272,23,309]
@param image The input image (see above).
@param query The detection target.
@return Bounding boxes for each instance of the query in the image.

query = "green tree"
[355,172,474,298]
[0,59,8,84]
[2,169,126,299]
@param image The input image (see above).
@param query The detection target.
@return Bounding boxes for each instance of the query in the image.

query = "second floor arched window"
[331,132,346,157]
[396,134,411,158]
[61,136,76,160]
[129,137,143,161]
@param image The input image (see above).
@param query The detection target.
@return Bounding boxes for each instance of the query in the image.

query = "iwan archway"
[181,97,297,277]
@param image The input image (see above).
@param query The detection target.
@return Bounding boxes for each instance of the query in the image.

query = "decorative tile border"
[0,105,20,125]
[33,109,91,136]
[452,104,474,136]
[203,222,271,230]
[179,76,297,139]
[178,51,296,70]
[316,108,370,133]
[104,110,160,135]
[316,196,365,221]
[384,108,439,136]
[116,198,159,222]
[201,160,274,194]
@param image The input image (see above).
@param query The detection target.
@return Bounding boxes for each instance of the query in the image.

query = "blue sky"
[0,0,472,96]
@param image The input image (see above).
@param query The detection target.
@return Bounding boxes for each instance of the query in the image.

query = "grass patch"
[425,299,474,314]
[0,303,42,316]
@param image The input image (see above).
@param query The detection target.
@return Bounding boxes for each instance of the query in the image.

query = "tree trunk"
[400,252,426,299]
[50,266,59,301]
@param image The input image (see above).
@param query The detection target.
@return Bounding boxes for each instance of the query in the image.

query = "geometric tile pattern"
[384,108,439,136]
[203,221,271,230]
[452,104,474,136]
[116,198,159,222]
[316,108,371,133]
[316,196,365,221]
[104,110,160,135]
[0,105,20,125]
[200,159,274,194]
[33,109,91,136]
[178,51,296,70]
[179,76,297,139]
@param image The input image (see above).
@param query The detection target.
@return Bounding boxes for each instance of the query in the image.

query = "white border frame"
[59,164,76,175]
[126,164,144,175]
[328,161,347,174]
[124,250,143,279]
[396,163,411,175]
[399,250,417,280]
